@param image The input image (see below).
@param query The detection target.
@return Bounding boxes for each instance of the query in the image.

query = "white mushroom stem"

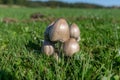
[57,41,62,58]
[77,37,81,42]
[53,52,59,61]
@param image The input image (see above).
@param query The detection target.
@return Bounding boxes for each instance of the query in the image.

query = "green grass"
[0,7,120,80]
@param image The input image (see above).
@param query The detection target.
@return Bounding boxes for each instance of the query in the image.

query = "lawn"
[0,7,120,80]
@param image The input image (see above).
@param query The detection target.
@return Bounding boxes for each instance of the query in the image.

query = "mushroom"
[63,38,80,56]
[41,40,54,56]
[49,18,70,43]
[70,23,80,41]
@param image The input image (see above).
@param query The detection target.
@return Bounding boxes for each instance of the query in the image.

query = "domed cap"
[70,23,80,40]
[49,18,70,42]
[63,38,80,56]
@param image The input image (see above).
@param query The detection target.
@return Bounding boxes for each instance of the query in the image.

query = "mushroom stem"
[58,41,61,60]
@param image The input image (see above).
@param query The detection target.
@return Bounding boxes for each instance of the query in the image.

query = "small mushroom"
[49,18,70,42]
[42,40,54,56]
[63,38,80,56]
[70,23,80,41]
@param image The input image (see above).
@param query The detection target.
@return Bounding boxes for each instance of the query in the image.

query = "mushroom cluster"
[42,18,80,60]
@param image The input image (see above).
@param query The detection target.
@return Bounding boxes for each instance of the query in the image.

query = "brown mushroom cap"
[70,23,80,40]
[42,40,54,56]
[63,38,80,56]
[49,18,70,42]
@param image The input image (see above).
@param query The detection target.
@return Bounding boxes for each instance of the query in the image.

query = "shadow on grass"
[25,41,42,54]
[0,70,17,80]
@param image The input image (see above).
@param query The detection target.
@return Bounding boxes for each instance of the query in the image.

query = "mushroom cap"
[42,40,54,56]
[44,22,55,41]
[70,23,80,40]
[49,18,70,42]
[63,38,80,56]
